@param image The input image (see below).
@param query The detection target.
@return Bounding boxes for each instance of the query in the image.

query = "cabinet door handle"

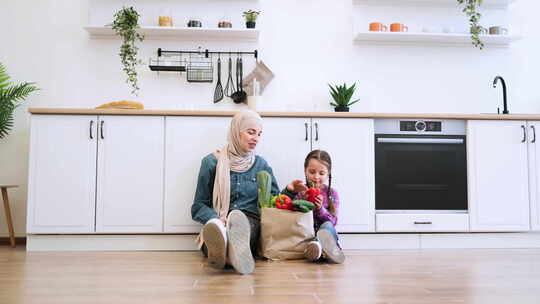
[522,125,526,143]
[304,122,308,141]
[413,221,432,225]
[89,120,94,139]
[315,122,319,141]
[100,120,105,139]
[532,125,536,143]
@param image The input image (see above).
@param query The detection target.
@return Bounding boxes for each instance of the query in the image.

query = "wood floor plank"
[1,247,540,303]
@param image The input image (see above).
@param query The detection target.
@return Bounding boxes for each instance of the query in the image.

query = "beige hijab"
[197,110,263,248]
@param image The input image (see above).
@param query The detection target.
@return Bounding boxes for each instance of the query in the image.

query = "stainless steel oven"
[375,119,467,213]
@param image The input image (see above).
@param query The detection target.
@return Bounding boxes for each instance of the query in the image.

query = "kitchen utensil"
[238,57,247,103]
[224,56,235,97]
[231,56,247,104]
[213,57,224,103]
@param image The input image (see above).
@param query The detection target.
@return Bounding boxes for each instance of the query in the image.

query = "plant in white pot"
[0,63,39,139]
[329,83,359,112]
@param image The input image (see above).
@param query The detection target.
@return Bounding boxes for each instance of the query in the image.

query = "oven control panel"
[400,120,441,132]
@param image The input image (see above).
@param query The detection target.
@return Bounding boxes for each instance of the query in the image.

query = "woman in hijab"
[191,110,280,274]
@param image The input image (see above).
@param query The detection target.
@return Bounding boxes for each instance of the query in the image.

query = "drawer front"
[376,214,469,232]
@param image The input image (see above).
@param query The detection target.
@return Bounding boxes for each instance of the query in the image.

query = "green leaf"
[0,63,39,139]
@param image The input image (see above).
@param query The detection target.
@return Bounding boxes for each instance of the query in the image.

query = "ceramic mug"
[489,26,508,35]
[470,26,488,35]
[158,16,173,27]
[390,23,408,32]
[369,22,387,32]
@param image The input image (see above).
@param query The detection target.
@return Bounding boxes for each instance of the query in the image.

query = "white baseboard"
[420,232,540,248]
[340,233,420,249]
[26,232,540,251]
[27,234,199,251]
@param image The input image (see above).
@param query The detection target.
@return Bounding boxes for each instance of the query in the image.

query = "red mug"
[369,22,387,32]
[390,23,409,32]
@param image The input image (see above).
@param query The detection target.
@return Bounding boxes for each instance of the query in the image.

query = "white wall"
[1,0,539,237]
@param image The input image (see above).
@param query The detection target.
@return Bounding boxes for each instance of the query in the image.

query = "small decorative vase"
[246,21,256,29]
[334,106,349,112]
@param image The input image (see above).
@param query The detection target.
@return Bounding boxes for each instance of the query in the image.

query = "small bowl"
[218,21,232,28]
[187,20,202,28]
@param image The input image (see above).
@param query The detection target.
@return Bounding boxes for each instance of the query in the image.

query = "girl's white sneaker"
[304,241,322,262]
[318,229,345,264]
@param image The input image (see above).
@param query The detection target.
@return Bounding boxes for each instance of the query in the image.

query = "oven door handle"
[377,138,464,144]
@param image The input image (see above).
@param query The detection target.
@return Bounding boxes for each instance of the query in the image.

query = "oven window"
[375,135,467,211]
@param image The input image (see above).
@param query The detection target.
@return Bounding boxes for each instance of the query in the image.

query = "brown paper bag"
[259,207,315,260]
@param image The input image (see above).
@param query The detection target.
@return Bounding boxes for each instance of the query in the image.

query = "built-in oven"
[375,119,467,214]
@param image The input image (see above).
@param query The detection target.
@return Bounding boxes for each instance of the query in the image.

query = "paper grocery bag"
[259,207,315,260]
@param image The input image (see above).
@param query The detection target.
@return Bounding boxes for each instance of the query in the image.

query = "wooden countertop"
[27,108,540,120]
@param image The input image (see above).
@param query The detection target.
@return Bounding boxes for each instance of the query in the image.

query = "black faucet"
[493,76,509,114]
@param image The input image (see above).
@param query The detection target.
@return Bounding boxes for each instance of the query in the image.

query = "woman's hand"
[287,179,308,193]
[313,194,324,210]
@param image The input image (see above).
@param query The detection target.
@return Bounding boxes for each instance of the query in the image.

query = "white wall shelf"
[353,0,515,9]
[84,26,259,42]
[354,32,521,47]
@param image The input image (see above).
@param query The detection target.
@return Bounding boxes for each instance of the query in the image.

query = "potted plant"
[329,83,360,112]
[110,7,145,96]
[457,0,484,49]
[243,10,260,29]
[0,63,39,139]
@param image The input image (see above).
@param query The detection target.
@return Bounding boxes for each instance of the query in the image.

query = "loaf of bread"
[96,100,144,110]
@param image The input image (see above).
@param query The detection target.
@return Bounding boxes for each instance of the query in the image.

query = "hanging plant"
[110,7,145,95]
[457,0,484,49]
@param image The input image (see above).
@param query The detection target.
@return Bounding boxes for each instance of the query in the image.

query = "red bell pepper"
[305,187,321,203]
[275,194,292,210]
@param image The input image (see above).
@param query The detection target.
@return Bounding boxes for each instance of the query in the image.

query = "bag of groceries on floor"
[257,171,315,260]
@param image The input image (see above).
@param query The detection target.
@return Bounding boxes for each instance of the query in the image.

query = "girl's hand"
[313,194,323,210]
[287,179,308,193]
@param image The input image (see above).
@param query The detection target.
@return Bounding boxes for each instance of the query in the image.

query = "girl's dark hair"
[304,149,335,216]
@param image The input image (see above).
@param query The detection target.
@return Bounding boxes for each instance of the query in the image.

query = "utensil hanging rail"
[157,48,258,59]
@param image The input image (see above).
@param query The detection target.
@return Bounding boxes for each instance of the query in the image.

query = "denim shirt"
[191,153,280,224]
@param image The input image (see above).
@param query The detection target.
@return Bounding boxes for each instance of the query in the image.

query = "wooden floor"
[1,247,540,304]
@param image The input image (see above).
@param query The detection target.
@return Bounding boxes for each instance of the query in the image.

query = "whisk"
[224,55,236,97]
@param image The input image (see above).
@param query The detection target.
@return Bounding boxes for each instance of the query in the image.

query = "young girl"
[283,150,345,264]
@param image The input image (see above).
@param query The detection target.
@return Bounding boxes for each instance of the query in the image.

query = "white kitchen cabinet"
[27,114,165,234]
[527,121,540,231]
[27,115,98,233]
[163,116,229,233]
[258,117,375,233]
[312,118,375,232]
[467,120,530,231]
[256,117,311,192]
[95,116,164,233]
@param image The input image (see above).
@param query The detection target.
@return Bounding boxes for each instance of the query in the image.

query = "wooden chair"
[1,185,17,247]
